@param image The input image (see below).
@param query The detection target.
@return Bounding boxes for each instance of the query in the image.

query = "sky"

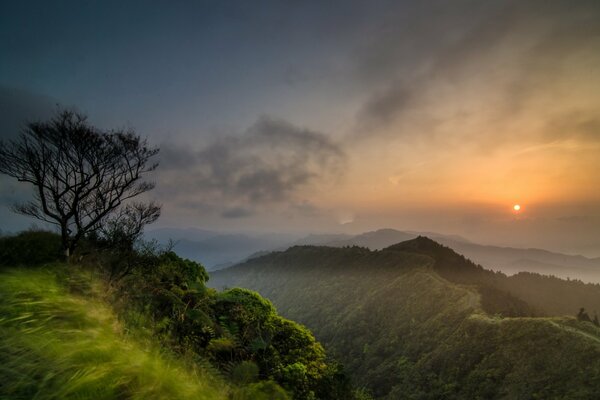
[1,0,599,255]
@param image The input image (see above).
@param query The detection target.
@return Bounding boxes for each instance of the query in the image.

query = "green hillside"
[0,267,228,400]
[210,239,600,399]
[0,230,360,400]
[385,237,600,318]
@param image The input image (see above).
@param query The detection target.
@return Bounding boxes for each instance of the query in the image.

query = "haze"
[1,0,599,256]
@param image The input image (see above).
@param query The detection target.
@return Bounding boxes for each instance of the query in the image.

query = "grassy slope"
[210,245,600,399]
[0,267,228,400]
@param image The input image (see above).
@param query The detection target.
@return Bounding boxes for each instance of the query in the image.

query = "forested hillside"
[211,238,600,399]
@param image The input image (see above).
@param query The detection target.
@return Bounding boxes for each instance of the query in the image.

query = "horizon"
[1,0,599,257]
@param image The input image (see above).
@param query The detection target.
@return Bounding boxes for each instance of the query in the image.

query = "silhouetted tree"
[594,312,599,327]
[0,110,159,259]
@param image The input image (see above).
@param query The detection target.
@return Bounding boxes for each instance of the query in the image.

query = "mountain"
[326,228,416,248]
[145,227,219,243]
[311,228,600,283]
[435,238,600,283]
[145,228,300,269]
[290,233,353,246]
[325,228,469,249]
[147,227,600,281]
[210,238,600,399]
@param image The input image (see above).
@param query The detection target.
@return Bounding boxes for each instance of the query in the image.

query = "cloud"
[221,207,254,219]
[157,115,345,217]
[545,112,600,142]
[358,84,414,130]
[290,201,322,217]
[158,142,199,170]
[352,1,600,144]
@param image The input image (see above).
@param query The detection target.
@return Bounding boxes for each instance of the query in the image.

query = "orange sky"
[1,1,599,255]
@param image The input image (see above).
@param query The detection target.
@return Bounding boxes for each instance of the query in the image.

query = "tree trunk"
[61,223,70,263]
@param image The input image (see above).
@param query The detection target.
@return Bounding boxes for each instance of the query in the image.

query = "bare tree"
[98,202,162,248]
[89,201,162,281]
[0,109,160,259]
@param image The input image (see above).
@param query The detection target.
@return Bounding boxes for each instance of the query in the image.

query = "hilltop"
[321,229,600,283]
[151,227,600,283]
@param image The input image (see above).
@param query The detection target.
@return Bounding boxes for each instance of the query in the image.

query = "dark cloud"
[157,115,345,216]
[158,142,199,170]
[357,84,413,131]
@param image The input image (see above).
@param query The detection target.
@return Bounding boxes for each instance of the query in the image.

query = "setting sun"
[513,204,521,212]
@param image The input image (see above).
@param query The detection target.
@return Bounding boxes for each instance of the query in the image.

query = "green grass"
[0,267,229,400]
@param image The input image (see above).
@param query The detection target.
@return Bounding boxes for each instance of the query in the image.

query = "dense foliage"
[0,230,62,267]
[110,249,355,399]
[211,238,600,399]
[503,271,600,317]
[0,268,228,399]
[0,231,357,399]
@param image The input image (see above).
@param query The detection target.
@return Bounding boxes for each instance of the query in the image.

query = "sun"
[513,204,521,212]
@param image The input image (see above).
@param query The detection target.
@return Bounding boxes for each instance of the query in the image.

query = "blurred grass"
[0,267,229,400]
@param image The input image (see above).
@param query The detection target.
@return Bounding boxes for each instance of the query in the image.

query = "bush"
[109,251,355,399]
[231,361,260,384]
[0,230,62,267]
[232,381,290,400]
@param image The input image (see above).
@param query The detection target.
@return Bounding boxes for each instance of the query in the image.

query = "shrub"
[232,381,290,400]
[0,230,62,267]
[231,360,260,384]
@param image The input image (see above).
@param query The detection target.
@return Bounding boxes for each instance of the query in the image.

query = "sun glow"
[513,204,521,212]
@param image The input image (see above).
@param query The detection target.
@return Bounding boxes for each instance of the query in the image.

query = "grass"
[0,267,229,400]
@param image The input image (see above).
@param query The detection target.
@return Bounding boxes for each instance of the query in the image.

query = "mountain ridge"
[210,237,600,399]
[147,227,600,282]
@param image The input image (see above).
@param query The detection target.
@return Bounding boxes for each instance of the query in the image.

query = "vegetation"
[0,267,228,399]
[0,110,360,399]
[211,238,600,399]
[109,249,355,399]
[0,229,62,267]
[4,123,600,399]
[0,231,358,399]
[502,272,600,317]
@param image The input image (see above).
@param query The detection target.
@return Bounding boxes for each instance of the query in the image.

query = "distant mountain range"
[209,237,600,398]
[145,228,300,269]
[320,229,600,283]
[147,227,600,282]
